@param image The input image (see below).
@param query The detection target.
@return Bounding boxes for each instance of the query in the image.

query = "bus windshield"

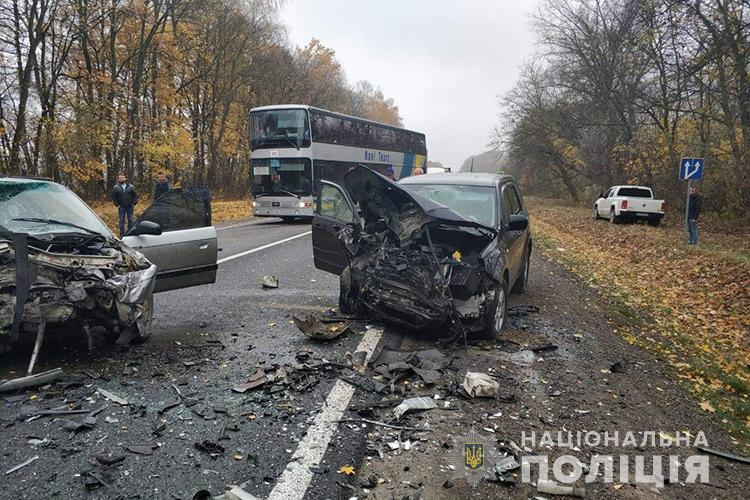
[250,109,310,150]
[251,158,312,196]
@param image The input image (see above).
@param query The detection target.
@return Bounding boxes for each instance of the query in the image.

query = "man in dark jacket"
[111,173,137,237]
[687,185,702,245]
[154,171,170,201]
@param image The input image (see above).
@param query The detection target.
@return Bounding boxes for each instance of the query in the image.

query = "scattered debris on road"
[0,367,65,392]
[124,444,158,456]
[231,369,268,393]
[537,479,585,497]
[293,313,351,340]
[4,455,39,475]
[393,396,437,419]
[261,275,279,288]
[195,440,225,458]
[96,388,129,405]
[696,446,750,464]
[62,415,97,432]
[462,371,500,398]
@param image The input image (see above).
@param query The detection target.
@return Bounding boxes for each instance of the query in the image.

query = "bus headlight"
[298,201,306,208]
[252,201,257,207]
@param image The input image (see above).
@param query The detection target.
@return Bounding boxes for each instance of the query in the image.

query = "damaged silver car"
[312,165,531,338]
[0,178,217,368]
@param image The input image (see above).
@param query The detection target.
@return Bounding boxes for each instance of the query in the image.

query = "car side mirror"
[598,193,604,198]
[507,214,528,231]
[130,220,162,236]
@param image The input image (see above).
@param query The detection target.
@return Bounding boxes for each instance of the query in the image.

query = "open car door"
[312,180,360,275]
[123,188,217,292]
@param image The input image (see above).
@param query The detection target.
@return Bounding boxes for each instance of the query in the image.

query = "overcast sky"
[280,0,538,167]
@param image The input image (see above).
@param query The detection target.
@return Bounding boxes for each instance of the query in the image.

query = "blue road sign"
[680,158,704,180]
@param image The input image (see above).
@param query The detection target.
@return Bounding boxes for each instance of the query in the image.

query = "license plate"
[636,212,649,216]
[272,202,280,207]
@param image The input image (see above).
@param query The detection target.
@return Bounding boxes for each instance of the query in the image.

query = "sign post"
[679,158,704,241]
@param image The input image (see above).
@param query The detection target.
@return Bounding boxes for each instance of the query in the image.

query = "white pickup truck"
[594,185,665,226]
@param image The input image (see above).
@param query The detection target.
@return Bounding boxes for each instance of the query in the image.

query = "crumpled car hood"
[343,165,497,243]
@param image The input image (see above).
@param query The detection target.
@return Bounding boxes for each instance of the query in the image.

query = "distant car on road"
[311,166,531,338]
[594,185,665,226]
[0,177,217,354]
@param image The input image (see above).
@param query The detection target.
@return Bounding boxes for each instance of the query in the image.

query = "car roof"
[612,185,652,190]
[399,172,513,187]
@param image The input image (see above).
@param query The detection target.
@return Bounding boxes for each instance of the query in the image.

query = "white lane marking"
[266,327,383,500]
[217,231,311,264]
[216,219,276,231]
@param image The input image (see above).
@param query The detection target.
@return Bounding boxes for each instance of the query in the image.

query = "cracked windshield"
[1,1,749,499]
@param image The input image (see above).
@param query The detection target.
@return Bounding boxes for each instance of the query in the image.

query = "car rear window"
[617,187,652,198]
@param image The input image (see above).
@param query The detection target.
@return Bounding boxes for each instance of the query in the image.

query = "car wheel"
[479,279,508,339]
[134,294,154,341]
[338,266,358,314]
[593,205,600,220]
[609,208,618,224]
[512,245,530,293]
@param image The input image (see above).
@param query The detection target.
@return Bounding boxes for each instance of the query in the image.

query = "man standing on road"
[111,173,138,238]
[687,185,702,245]
[153,171,170,201]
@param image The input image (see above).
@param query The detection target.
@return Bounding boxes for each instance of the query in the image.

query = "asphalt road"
[1,217,747,499]
[0,217,403,499]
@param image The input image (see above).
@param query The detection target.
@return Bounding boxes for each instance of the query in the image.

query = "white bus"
[249,105,427,220]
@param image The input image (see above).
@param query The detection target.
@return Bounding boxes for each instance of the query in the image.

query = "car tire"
[593,205,600,220]
[480,279,508,339]
[512,245,530,293]
[338,266,359,314]
[609,208,619,224]
[647,218,661,227]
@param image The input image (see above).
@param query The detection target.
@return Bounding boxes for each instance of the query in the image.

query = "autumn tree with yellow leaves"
[0,0,402,198]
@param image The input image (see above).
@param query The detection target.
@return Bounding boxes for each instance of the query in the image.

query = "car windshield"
[250,109,310,150]
[251,158,312,196]
[404,184,497,228]
[0,180,112,237]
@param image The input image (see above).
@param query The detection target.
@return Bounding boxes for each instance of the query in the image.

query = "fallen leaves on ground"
[338,465,356,475]
[528,197,750,447]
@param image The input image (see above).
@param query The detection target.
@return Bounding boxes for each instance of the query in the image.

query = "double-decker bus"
[249,105,427,220]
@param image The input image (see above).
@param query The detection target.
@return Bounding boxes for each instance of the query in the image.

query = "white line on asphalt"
[266,327,384,500]
[216,231,312,264]
[216,219,277,231]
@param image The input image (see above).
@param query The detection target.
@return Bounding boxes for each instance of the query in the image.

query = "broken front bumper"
[0,237,156,350]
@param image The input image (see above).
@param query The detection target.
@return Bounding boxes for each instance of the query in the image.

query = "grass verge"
[529,197,750,449]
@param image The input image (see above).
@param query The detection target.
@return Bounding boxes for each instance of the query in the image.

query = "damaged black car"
[312,165,531,338]
[0,178,217,366]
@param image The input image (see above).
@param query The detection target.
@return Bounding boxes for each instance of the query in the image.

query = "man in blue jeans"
[111,173,138,237]
[687,185,702,245]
